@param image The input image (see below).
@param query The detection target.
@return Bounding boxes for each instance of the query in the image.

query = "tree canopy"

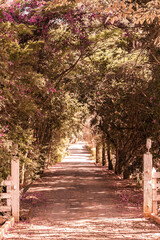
[0,0,160,183]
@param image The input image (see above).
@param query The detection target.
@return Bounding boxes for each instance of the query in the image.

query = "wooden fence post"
[152,167,158,214]
[6,176,12,210]
[11,156,19,222]
[143,152,152,217]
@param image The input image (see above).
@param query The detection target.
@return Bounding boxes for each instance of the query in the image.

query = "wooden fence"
[0,176,12,213]
[152,169,160,215]
[0,158,19,222]
[143,139,160,217]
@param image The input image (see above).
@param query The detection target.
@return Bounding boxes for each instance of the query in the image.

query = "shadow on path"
[4,142,160,240]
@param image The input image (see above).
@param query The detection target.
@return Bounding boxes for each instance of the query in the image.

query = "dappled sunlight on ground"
[4,217,160,239]
[3,142,160,239]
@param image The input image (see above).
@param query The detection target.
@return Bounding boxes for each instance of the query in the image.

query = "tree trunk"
[96,142,101,163]
[115,148,123,175]
[21,163,25,185]
[21,151,28,185]
[102,139,106,166]
[123,160,133,179]
[123,166,130,179]
[107,141,113,170]
[115,147,119,174]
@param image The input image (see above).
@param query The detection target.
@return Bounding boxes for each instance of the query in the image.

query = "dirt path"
[3,142,160,239]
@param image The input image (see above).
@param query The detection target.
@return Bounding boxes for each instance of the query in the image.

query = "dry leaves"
[103,0,160,26]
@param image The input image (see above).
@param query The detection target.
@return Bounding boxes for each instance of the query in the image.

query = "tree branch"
[54,53,82,88]
[149,50,160,65]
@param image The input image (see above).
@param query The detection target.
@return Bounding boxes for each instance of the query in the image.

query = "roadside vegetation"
[0,0,160,190]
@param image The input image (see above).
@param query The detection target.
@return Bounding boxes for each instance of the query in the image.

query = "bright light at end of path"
[68,141,88,150]
[63,142,94,162]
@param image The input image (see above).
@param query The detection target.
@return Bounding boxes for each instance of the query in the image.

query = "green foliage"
[0,146,11,180]
[0,0,160,185]
[0,0,89,187]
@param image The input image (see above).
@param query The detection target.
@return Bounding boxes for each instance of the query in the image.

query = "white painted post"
[152,167,158,214]
[11,155,19,222]
[143,152,152,217]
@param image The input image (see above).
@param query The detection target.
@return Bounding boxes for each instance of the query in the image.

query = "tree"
[1,0,160,182]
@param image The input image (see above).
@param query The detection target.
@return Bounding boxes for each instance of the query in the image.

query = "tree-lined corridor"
[3,142,160,240]
[1,0,160,186]
[1,0,160,237]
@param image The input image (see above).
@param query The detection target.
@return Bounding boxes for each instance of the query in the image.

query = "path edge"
[0,217,14,240]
